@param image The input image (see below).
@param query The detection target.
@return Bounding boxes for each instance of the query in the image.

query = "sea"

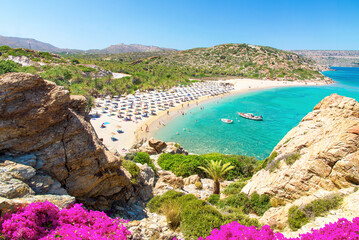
[154,67,359,160]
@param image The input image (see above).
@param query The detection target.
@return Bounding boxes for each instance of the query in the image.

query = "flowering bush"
[0,201,131,240]
[197,217,359,240]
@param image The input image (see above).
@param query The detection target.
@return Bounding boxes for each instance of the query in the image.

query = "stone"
[148,138,167,153]
[183,175,200,185]
[242,94,359,200]
[0,160,36,181]
[0,73,136,209]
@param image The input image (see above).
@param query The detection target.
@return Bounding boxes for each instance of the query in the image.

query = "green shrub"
[247,192,271,216]
[207,194,220,205]
[181,199,223,239]
[158,153,259,180]
[303,195,343,218]
[0,45,12,51]
[0,60,20,75]
[223,210,261,227]
[288,195,343,231]
[147,190,183,213]
[256,151,277,172]
[124,152,137,161]
[288,206,309,231]
[285,152,301,165]
[78,65,97,72]
[121,160,140,184]
[222,181,247,196]
[218,192,271,216]
[134,152,157,174]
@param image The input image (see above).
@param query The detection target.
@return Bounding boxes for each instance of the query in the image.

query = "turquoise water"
[154,67,359,160]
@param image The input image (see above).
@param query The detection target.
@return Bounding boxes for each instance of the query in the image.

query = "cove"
[154,67,359,159]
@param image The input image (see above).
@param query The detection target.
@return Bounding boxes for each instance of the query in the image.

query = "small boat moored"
[237,112,263,121]
[221,118,234,124]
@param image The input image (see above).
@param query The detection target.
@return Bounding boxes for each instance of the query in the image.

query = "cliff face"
[0,73,134,209]
[242,94,359,200]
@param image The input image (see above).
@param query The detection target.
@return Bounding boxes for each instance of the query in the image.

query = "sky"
[0,0,358,50]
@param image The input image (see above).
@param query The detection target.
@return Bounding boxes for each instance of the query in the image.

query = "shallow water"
[154,67,359,159]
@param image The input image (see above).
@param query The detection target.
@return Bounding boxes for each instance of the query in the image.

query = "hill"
[291,50,359,67]
[0,35,60,52]
[145,44,327,81]
[86,43,175,54]
[0,35,175,53]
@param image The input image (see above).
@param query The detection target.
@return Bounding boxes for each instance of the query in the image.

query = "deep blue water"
[154,67,359,160]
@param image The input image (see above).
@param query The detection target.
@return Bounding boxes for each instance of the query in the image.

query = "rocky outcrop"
[135,138,188,155]
[243,94,359,200]
[0,155,75,213]
[0,73,135,210]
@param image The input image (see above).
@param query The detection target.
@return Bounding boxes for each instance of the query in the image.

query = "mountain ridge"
[0,35,175,53]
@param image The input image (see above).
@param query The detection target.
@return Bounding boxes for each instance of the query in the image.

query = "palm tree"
[198,160,235,194]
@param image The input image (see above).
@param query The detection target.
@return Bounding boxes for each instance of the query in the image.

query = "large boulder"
[0,73,134,209]
[242,94,359,200]
[148,138,167,153]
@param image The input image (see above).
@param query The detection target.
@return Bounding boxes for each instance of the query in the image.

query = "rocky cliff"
[0,73,138,210]
[243,94,359,199]
[241,94,359,231]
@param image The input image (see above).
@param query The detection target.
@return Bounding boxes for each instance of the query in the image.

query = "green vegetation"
[148,190,259,239]
[285,152,301,165]
[133,152,157,174]
[288,195,343,230]
[158,153,259,180]
[1,44,325,101]
[0,60,20,75]
[222,180,248,196]
[121,160,140,184]
[288,206,309,231]
[217,192,271,216]
[256,151,277,171]
[207,194,220,205]
[198,160,235,194]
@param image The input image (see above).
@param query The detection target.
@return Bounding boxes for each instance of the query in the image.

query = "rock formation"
[133,138,188,155]
[0,73,137,210]
[242,94,359,200]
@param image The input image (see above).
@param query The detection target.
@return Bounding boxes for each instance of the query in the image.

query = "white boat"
[237,112,263,121]
[221,118,233,124]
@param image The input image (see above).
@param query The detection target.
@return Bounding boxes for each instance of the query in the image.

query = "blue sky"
[0,0,358,50]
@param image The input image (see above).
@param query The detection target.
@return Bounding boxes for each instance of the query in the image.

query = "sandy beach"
[90,78,330,155]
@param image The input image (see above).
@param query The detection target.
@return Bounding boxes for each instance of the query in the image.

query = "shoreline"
[89,78,333,156]
[133,79,332,150]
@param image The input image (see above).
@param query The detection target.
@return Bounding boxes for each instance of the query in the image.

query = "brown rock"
[0,73,134,209]
[148,138,167,153]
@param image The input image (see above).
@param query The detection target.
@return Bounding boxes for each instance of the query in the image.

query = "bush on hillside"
[158,153,259,180]
[0,60,20,75]
[218,192,271,216]
[121,160,140,184]
[207,194,220,205]
[133,152,157,174]
[222,181,248,196]
[288,194,343,230]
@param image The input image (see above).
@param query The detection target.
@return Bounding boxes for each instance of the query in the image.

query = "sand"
[90,78,330,155]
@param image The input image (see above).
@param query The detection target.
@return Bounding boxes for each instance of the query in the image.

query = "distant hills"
[291,50,359,67]
[0,35,175,54]
[144,44,327,80]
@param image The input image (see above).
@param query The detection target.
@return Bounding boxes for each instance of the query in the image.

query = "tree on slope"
[199,160,234,194]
